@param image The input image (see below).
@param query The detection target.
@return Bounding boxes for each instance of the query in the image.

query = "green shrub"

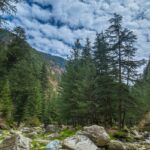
[113,131,127,139]
[52,128,77,140]
[110,130,135,142]
[25,117,41,127]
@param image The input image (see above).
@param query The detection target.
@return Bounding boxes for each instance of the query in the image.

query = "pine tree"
[6,27,28,69]
[0,0,20,26]
[0,79,13,120]
[71,39,82,60]
[0,27,56,126]
[59,39,82,125]
[13,26,26,40]
[93,33,116,126]
[10,59,35,125]
[131,58,150,125]
[75,38,96,125]
[82,38,91,60]
[0,0,19,13]
[24,81,42,119]
[106,13,141,128]
[40,63,53,126]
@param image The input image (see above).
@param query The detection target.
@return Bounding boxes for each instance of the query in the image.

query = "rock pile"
[0,133,31,150]
[0,124,150,150]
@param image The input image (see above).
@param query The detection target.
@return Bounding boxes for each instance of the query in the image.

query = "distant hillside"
[38,51,66,69]
[0,28,63,124]
[0,29,66,70]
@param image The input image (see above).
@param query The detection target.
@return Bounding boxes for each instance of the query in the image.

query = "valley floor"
[0,124,150,150]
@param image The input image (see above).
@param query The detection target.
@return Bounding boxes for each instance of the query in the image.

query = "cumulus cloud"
[5,0,150,59]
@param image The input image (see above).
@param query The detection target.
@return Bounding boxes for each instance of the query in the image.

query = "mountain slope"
[0,29,66,69]
[38,51,66,69]
[0,28,64,124]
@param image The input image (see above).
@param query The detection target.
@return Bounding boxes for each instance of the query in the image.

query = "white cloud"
[5,0,150,61]
[32,4,51,21]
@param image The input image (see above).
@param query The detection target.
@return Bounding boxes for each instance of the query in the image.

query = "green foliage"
[0,0,19,13]
[111,131,127,139]
[24,117,41,127]
[59,39,81,117]
[38,51,66,69]
[0,28,59,126]
[59,14,142,128]
[24,81,42,119]
[0,79,13,121]
[131,58,150,124]
[54,129,77,140]
[106,13,142,128]
[0,0,20,26]
[0,12,147,129]
[40,63,55,126]
[31,140,45,150]
[93,32,117,126]
[109,130,135,142]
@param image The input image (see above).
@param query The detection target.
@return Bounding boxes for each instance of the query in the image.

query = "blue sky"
[4,0,150,59]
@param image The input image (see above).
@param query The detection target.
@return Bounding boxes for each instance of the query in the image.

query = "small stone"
[46,125,60,133]
[109,140,126,150]
[46,140,61,150]
[48,133,60,139]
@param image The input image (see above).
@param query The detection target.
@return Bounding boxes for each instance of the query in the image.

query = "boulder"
[26,131,37,138]
[80,125,110,146]
[145,135,150,144]
[33,126,43,134]
[130,129,143,140]
[0,133,31,150]
[109,140,126,150]
[46,125,60,133]
[61,125,74,131]
[137,141,150,149]
[10,129,21,135]
[125,143,138,150]
[48,133,60,139]
[35,139,50,145]
[21,127,34,133]
[63,134,98,150]
[46,140,62,150]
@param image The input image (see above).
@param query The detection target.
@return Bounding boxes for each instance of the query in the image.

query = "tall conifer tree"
[0,79,13,120]
[106,13,141,128]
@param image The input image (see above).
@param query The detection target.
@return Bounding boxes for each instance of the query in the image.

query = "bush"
[25,117,41,127]
[110,130,135,142]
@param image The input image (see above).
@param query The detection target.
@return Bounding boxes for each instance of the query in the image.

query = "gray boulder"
[46,140,62,150]
[21,127,34,134]
[46,125,59,133]
[81,125,110,146]
[125,143,138,150]
[33,126,43,134]
[130,129,143,140]
[48,133,60,139]
[35,139,50,145]
[109,140,126,150]
[63,134,98,150]
[0,133,31,150]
